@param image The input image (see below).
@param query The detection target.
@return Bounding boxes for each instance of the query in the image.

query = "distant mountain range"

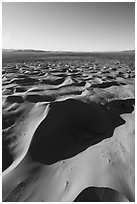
[2,49,46,54]
[2,49,135,55]
[119,50,135,54]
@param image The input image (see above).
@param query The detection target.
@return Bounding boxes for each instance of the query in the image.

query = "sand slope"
[2,53,135,201]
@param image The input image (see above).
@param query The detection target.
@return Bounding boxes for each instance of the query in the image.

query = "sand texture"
[2,52,135,202]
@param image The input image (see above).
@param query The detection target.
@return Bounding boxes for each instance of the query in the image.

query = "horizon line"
[2,48,135,53]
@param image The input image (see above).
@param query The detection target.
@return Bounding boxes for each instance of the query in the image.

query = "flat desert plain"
[2,50,135,202]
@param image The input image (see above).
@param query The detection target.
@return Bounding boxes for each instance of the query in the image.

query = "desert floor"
[2,52,135,202]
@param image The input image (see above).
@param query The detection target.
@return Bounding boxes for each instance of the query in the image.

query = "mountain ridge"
[2,49,135,55]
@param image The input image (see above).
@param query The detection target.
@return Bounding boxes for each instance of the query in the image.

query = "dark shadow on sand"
[105,98,135,114]
[74,186,127,202]
[2,111,24,171]
[2,141,13,172]
[25,94,55,103]
[13,77,39,86]
[29,98,134,165]
[40,78,65,85]
[91,81,125,89]
[6,95,24,103]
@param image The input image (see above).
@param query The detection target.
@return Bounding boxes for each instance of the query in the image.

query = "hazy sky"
[2,2,135,52]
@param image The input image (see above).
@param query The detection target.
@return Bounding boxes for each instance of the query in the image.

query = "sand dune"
[29,98,131,165]
[2,52,135,201]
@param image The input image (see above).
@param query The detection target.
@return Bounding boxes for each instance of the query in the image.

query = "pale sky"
[2,2,135,52]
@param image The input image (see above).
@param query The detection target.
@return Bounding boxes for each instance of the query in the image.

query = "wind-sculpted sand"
[2,52,135,202]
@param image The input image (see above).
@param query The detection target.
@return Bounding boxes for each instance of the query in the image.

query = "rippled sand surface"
[2,52,135,201]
